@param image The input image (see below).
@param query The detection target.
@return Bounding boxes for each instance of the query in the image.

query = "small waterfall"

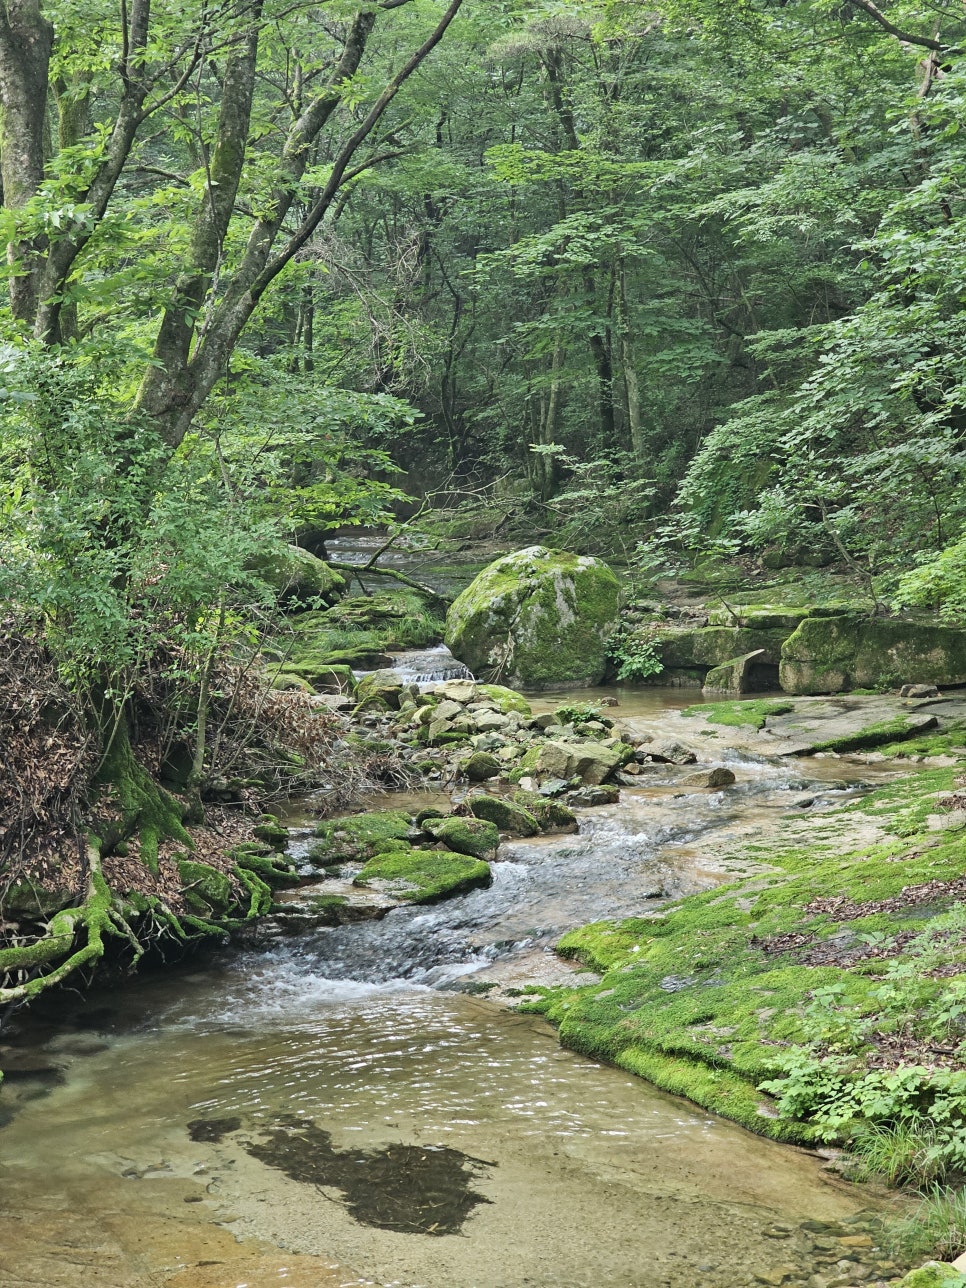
[388,643,475,685]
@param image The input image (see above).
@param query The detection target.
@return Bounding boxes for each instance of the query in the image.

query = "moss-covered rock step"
[308,807,499,898]
[521,762,966,1145]
[354,846,491,903]
[684,695,952,755]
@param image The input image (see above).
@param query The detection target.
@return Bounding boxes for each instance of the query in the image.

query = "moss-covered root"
[0,838,114,1004]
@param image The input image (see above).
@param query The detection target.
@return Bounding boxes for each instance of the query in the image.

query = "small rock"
[680,767,737,788]
[900,683,940,698]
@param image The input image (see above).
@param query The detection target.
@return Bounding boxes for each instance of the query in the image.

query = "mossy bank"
[523,728,966,1172]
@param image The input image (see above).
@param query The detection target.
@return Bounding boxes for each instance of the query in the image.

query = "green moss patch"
[683,699,795,730]
[523,766,966,1144]
[311,810,412,862]
[354,846,491,903]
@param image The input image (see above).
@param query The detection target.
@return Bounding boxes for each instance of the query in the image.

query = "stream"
[0,676,908,1288]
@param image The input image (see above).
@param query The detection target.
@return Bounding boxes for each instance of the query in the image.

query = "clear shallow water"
[0,683,904,1288]
[1,969,887,1288]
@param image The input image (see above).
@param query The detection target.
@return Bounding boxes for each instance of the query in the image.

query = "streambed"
[0,687,908,1288]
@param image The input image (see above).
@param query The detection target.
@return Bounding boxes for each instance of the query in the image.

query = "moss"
[682,699,795,730]
[177,859,233,915]
[780,615,966,694]
[521,764,966,1140]
[511,790,577,831]
[467,794,540,836]
[476,684,532,716]
[354,846,491,903]
[445,546,620,689]
[311,810,412,862]
[233,848,300,887]
[95,728,191,874]
[653,625,790,670]
[423,815,500,860]
[233,864,273,917]
[811,714,939,753]
[899,1266,966,1288]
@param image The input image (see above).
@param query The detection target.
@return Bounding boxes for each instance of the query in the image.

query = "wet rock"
[567,785,620,807]
[680,767,737,789]
[640,740,698,765]
[354,845,491,903]
[511,790,578,832]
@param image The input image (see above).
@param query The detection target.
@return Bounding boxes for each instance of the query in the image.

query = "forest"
[4,2,966,1286]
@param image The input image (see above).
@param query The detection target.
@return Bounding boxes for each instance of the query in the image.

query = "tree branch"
[844,0,947,51]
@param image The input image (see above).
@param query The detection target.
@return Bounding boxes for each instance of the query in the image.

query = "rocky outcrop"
[445,546,620,689]
[780,616,966,695]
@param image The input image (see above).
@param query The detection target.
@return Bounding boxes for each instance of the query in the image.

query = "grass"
[682,699,795,730]
[884,1186,966,1268]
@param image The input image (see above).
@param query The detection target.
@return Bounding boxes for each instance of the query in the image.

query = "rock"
[640,740,697,765]
[526,739,625,785]
[780,616,966,695]
[270,671,316,692]
[434,699,465,721]
[703,648,769,695]
[354,669,405,710]
[353,844,491,903]
[433,679,479,703]
[423,815,500,861]
[901,683,941,698]
[952,1254,966,1273]
[444,545,620,689]
[680,767,737,788]
[467,794,540,836]
[512,791,578,832]
[311,810,412,863]
[476,684,532,715]
[652,624,788,671]
[533,712,558,730]
[472,710,509,732]
[251,545,346,608]
[464,751,502,781]
[567,785,620,806]
[252,814,289,849]
[897,1263,966,1288]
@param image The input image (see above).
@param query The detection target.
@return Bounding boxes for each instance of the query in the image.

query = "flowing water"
[0,676,907,1288]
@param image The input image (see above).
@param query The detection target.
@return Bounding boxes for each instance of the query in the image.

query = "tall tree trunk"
[615,253,643,457]
[0,0,54,323]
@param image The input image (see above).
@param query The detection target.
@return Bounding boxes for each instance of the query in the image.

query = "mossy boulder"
[354,669,404,710]
[353,845,491,903]
[444,546,620,689]
[899,1265,966,1288]
[476,684,532,716]
[423,815,500,861]
[511,790,578,832]
[251,545,346,608]
[780,616,966,694]
[467,794,540,836]
[653,625,788,670]
[464,751,502,781]
[310,810,412,863]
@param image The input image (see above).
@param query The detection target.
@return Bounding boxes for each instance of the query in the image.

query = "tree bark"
[0,0,54,323]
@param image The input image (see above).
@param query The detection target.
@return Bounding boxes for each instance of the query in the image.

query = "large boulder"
[444,546,620,689]
[251,545,346,609]
[780,616,966,695]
